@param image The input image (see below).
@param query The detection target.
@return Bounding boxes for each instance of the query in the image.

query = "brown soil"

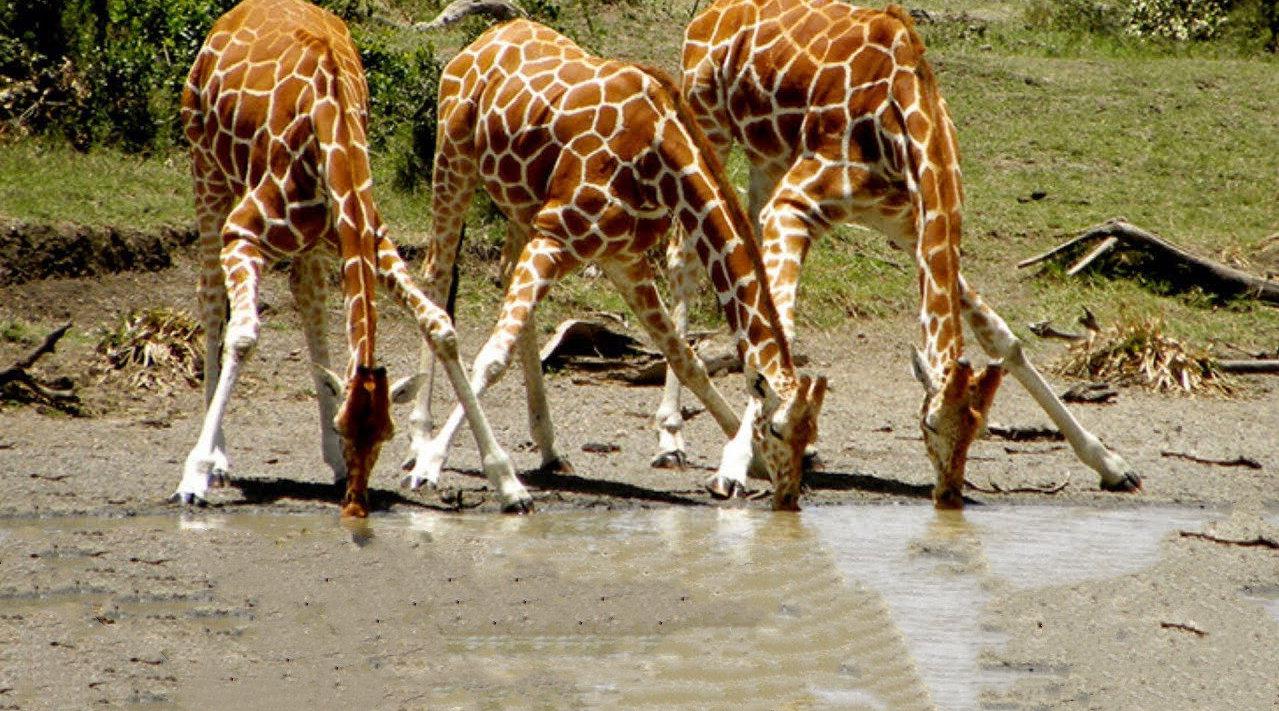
[1,241,1276,709]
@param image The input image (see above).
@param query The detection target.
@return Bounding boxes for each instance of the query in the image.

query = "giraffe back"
[180,0,383,261]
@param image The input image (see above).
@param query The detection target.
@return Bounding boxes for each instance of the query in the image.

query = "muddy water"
[0,504,1212,709]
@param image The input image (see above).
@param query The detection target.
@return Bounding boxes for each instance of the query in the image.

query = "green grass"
[2,0,1277,350]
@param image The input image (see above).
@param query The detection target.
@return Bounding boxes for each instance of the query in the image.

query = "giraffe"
[400,7,828,510]
[176,0,531,517]
[669,0,1142,507]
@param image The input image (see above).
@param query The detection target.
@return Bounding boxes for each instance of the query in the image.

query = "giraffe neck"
[890,20,965,379]
[650,76,799,399]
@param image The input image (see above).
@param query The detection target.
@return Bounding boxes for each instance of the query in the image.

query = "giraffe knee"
[428,324,459,361]
[224,321,259,358]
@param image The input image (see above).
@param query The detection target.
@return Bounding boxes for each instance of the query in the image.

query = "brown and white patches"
[679,0,1140,505]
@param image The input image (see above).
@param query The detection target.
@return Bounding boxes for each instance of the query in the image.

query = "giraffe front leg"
[174,234,265,506]
[599,258,746,496]
[374,237,533,512]
[958,277,1141,492]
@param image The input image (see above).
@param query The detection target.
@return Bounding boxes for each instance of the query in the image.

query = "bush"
[1124,0,1229,40]
[0,0,444,171]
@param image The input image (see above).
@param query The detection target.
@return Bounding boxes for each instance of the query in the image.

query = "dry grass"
[1053,317,1234,395]
[94,308,203,390]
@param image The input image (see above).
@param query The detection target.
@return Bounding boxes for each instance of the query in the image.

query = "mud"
[1,247,1277,709]
[0,220,198,287]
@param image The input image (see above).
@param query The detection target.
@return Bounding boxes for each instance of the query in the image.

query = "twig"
[1178,531,1279,549]
[1160,450,1262,469]
[1159,621,1207,636]
[965,473,1070,494]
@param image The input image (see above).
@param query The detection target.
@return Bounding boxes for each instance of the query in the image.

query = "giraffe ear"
[316,366,345,399]
[390,373,427,404]
[909,346,938,395]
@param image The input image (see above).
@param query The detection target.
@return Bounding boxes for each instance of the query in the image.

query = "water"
[0,504,1217,709]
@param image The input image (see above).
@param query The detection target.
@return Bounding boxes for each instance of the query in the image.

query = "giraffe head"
[751,374,828,511]
[910,350,1003,509]
[319,366,426,517]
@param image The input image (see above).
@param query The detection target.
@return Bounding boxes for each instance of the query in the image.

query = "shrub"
[1123,0,1230,40]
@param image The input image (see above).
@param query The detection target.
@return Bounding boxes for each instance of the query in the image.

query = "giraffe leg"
[598,258,755,498]
[957,276,1141,492]
[403,234,579,499]
[174,205,266,505]
[190,165,233,486]
[651,235,699,470]
[403,133,479,481]
[289,253,346,484]
[374,236,533,512]
[501,224,571,475]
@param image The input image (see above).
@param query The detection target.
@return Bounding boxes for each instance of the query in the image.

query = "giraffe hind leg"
[957,276,1141,492]
[651,234,697,470]
[402,233,577,506]
[289,252,347,484]
[373,235,533,512]
[175,203,268,505]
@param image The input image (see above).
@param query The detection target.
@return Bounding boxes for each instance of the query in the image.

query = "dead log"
[1216,359,1279,374]
[0,322,77,403]
[1018,219,1279,306]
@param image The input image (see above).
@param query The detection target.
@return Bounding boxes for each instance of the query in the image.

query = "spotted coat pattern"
[404,19,827,509]
[176,0,530,516]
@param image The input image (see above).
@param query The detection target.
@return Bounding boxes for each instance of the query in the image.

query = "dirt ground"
[1,248,1276,709]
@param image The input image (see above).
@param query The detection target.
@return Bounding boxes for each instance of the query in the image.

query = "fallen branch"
[1215,359,1279,374]
[1061,381,1118,404]
[0,322,78,403]
[985,423,1064,442]
[1161,450,1262,469]
[965,473,1070,494]
[1018,219,1279,305]
[1178,531,1279,549]
[1028,320,1086,342]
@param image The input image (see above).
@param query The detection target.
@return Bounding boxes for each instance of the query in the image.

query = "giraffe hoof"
[650,450,688,470]
[501,498,535,515]
[536,457,575,476]
[399,473,438,491]
[168,491,209,508]
[706,476,745,500]
[1101,471,1142,493]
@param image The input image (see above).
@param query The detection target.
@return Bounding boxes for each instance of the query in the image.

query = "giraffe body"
[404,17,827,510]
[674,0,1139,504]
[178,0,530,516]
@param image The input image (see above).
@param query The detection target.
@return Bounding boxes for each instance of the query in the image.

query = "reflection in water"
[0,504,1209,709]
[809,505,1212,710]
